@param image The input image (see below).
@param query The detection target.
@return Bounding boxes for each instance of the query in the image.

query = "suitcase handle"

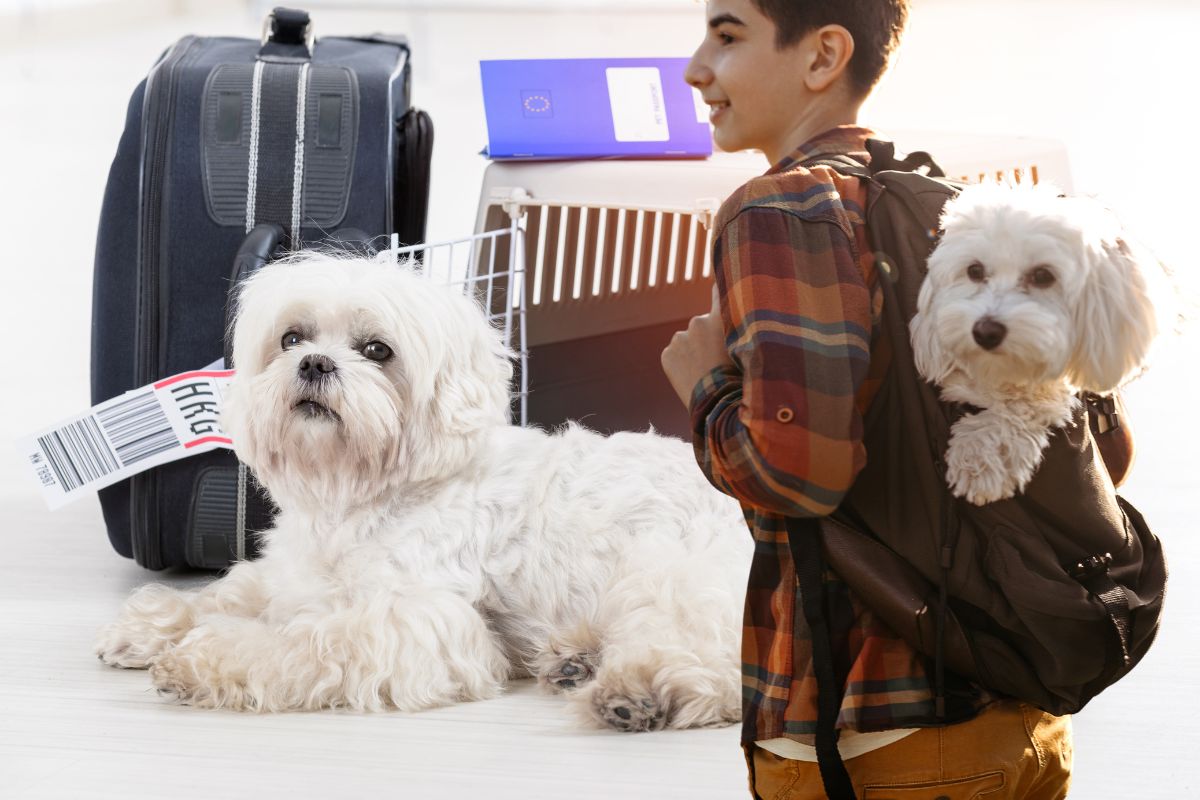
[260,7,314,58]
[219,224,286,570]
[224,223,286,368]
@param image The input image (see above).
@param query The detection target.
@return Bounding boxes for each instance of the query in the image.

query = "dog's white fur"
[910,182,1166,504]
[95,254,751,732]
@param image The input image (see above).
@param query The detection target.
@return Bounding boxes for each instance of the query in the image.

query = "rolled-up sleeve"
[690,206,873,518]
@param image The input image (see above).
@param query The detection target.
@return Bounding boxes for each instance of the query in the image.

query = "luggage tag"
[16,360,234,510]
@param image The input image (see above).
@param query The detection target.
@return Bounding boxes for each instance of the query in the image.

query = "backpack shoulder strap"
[786,143,963,789]
[787,517,857,800]
[865,170,962,329]
[802,153,872,180]
[802,144,967,718]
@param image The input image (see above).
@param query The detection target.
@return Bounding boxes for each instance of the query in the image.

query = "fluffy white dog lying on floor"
[95,254,751,732]
[910,182,1167,505]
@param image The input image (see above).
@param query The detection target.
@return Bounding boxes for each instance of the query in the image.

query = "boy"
[661,2,1072,797]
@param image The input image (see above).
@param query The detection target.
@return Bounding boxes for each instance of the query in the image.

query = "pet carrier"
[458,133,1073,438]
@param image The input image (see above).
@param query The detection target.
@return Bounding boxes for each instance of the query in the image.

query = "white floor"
[3,1,1200,798]
[1,476,749,799]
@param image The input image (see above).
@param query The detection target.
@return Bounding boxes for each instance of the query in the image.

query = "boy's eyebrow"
[708,13,746,29]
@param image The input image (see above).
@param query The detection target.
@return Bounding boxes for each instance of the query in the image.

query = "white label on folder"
[16,368,235,510]
[606,67,670,142]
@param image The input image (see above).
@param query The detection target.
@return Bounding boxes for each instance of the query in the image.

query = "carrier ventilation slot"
[521,204,713,307]
[958,164,1041,186]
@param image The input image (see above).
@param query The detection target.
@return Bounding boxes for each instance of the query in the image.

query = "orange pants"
[749,701,1072,800]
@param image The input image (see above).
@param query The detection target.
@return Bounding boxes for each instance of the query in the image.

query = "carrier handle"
[806,140,948,181]
[866,139,946,178]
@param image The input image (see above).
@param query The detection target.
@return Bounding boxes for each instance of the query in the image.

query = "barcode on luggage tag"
[36,414,123,493]
[17,369,236,511]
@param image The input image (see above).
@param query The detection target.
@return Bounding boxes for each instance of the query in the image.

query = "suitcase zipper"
[130,35,198,569]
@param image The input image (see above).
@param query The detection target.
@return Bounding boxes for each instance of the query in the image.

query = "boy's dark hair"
[750,0,909,97]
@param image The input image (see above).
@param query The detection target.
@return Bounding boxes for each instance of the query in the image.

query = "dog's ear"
[1067,233,1162,392]
[426,293,515,431]
[909,265,954,385]
[394,294,512,484]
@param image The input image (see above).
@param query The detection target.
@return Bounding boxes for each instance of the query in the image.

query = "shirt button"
[775,407,795,424]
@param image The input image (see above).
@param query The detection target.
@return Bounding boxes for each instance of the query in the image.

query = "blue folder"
[480,58,713,161]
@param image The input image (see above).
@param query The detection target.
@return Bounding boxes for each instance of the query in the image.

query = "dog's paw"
[1002,429,1049,495]
[945,410,1051,505]
[95,620,159,669]
[590,688,667,733]
[547,652,597,690]
[148,627,250,710]
[945,440,1019,506]
[946,454,1016,505]
[148,646,206,705]
[945,415,1024,505]
[535,624,602,693]
[541,652,598,692]
[95,585,197,669]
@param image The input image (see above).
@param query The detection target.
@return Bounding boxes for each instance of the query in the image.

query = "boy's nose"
[684,53,710,89]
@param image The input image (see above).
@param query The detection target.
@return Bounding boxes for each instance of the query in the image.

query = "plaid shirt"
[690,127,986,746]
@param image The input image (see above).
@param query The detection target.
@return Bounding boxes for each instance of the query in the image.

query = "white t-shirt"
[757,728,918,762]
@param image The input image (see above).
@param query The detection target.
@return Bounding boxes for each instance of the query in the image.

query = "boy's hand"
[661,285,734,408]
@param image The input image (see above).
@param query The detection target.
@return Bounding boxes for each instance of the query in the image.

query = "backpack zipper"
[130,35,198,569]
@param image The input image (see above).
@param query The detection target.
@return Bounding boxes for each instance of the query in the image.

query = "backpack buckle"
[1069,552,1113,580]
[1085,393,1121,434]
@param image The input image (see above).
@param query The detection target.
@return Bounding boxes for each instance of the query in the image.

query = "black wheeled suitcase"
[91,7,433,570]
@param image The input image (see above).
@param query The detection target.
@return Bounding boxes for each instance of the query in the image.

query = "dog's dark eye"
[362,341,393,362]
[966,262,987,283]
[281,331,303,350]
[1029,266,1057,288]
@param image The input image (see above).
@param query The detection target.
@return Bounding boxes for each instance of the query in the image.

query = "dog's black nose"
[298,354,336,382]
[972,318,1007,351]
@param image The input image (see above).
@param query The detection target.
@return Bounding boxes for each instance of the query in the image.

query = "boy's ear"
[804,24,855,93]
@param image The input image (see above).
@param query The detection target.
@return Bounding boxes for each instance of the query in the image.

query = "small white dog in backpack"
[909,182,1167,505]
[95,253,751,732]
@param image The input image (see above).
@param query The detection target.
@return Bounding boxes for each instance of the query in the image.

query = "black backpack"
[788,140,1167,798]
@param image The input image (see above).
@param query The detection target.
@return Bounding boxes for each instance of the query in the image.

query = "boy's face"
[685,0,818,163]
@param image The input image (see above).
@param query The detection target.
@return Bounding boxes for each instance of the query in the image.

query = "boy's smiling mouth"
[706,100,730,122]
